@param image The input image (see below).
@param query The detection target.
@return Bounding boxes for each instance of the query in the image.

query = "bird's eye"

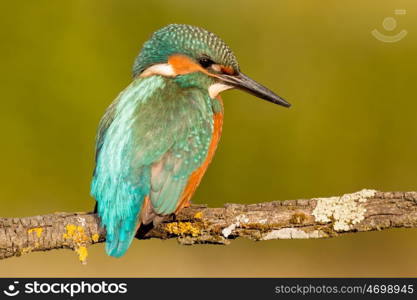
[198,57,215,68]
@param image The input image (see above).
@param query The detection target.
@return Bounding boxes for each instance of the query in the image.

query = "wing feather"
[91,76,214,256]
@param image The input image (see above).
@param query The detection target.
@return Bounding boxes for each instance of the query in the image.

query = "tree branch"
[1,190,417,262]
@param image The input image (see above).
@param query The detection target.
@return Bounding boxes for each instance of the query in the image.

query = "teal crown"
[132,24,239,77]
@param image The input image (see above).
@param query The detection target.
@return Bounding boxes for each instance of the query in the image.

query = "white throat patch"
[208,83,232,98]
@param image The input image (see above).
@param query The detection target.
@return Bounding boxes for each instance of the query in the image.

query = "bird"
[91,24,291,258]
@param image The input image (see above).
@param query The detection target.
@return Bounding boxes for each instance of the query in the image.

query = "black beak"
[218,72,291,108]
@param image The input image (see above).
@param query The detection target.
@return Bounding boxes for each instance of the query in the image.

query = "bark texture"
[1,190,417,262]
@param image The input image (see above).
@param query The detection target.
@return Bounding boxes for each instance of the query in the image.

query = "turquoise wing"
[91,76,214,257]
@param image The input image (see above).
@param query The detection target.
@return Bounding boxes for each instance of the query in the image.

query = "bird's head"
[133,24,290,108]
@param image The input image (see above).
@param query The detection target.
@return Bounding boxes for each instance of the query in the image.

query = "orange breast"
[174,97,224,213]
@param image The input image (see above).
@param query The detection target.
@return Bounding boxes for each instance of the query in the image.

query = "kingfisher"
[91,24,290,258]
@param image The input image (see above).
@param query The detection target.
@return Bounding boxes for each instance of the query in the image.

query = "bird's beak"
[218,72,291,108]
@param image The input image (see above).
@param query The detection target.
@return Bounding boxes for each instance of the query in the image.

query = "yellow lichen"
[28,227,43,238]
[62,223,90,264]
[194,212,203,219]
[62,224,76,239]
[76,246,88,264]
[62,224,89,244]
[91,233,100,243]
[165,222,200,237]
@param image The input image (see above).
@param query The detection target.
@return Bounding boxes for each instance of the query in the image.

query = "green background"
[1,0,417,276]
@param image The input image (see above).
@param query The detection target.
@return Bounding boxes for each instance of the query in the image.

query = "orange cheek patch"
[167,54,233,78]
[220,65,235,75]
[168,54,206,75]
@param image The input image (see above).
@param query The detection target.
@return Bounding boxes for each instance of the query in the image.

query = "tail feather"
[92,173,149,258]
[105,218,138,258]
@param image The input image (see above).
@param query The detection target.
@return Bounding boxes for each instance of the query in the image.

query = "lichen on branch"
[1,190,417,262]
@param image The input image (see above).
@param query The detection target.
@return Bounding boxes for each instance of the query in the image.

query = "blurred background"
[1,0,417,277]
